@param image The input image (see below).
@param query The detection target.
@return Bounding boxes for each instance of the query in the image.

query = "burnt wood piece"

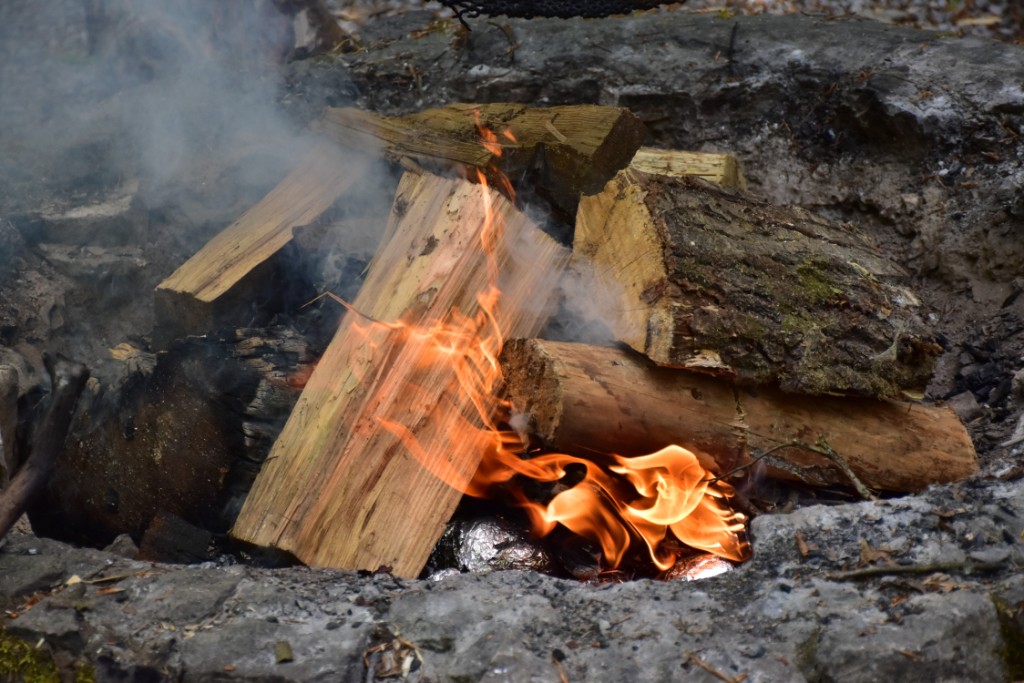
[27,330,313,548]
[575,169,940,398]
[0,364,16,487]
[500,339,977,493]
[232,171,570,578]
[314,103,646,218]
[0,354,89,540]
[155,142,368,344]
[138,511,215,564]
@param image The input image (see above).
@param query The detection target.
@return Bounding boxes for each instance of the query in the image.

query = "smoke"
[0,0,387,381]
[546,263,620,346]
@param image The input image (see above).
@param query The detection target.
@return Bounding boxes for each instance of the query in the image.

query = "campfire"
[1,101,975,581]
[5,2,1024,680]
[223,105,757,579]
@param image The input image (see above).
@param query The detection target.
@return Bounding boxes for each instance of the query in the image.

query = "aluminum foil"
[429,517,555,574]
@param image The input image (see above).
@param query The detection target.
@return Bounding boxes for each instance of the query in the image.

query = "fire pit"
[1,1,1023,681]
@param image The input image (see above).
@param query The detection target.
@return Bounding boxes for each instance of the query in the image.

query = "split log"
[630,148,746,189]
[314,103,646,216]
[574,169,940,398]
[0,354,89,540]
[500,339,977,493]
[155,142,370,343]
[232,171,571,577]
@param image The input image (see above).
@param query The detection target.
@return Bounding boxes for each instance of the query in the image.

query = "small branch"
[708,436,877,500]
[685,653,747,683]
[0,354,89,539]
[826,559,1009,581]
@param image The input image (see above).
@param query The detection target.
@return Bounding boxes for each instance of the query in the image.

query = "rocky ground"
[2,1,1024,681]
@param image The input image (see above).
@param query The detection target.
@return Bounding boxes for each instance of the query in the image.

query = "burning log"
[231,170,570,577]
[500,339,977,493]
[0,354,89,540]
[574,169,940,398]
[314,103,646,216]
[155,142,365,342]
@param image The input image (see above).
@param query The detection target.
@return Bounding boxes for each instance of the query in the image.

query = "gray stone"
[813,591,1007,682]
[949,390,985,422]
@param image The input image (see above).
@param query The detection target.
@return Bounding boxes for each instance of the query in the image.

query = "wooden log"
[155,142,369,343]
[500,339,977,493]
[0,364,17,488]
[26,330,313,547]
[231,171,571,577]
[0,354,89,540]
[314,103,646,216]
[574,169,940,398]
[630,147,746,189]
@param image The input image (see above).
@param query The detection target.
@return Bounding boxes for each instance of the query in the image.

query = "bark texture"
[500,339,977,493]
[575,169,939,397]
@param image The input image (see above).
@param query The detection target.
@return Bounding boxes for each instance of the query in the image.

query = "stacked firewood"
[8,103,976,577]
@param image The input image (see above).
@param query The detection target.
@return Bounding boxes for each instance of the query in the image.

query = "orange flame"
[363,114,749,573]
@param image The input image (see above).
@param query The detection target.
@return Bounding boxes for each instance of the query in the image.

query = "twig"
[0,354,89,539]
[685,653,747,683]
[707,436,877,501]
[826,559,1009,581]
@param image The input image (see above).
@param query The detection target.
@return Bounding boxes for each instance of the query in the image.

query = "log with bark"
[500,339,977,493]
[314,103,646,217]
[574,169,940,398]
[231,170,570,577]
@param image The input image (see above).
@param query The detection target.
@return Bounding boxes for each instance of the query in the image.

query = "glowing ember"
[363,114,750,573]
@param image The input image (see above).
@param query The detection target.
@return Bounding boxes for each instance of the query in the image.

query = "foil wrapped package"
[429,517,555,574]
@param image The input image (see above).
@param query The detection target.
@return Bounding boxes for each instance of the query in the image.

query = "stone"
[948,390,985,422]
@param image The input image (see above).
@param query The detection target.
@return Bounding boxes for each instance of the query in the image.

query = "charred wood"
[0,354,89,540]
[0,364,16,488]
[26,329,313,548]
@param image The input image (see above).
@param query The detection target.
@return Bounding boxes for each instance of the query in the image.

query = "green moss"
[795,260,843,305]
[0,629,94,683]
[74,662,96,683]
[793,629,822,680]
[992,595,1024,680]
[0,629,60,683]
